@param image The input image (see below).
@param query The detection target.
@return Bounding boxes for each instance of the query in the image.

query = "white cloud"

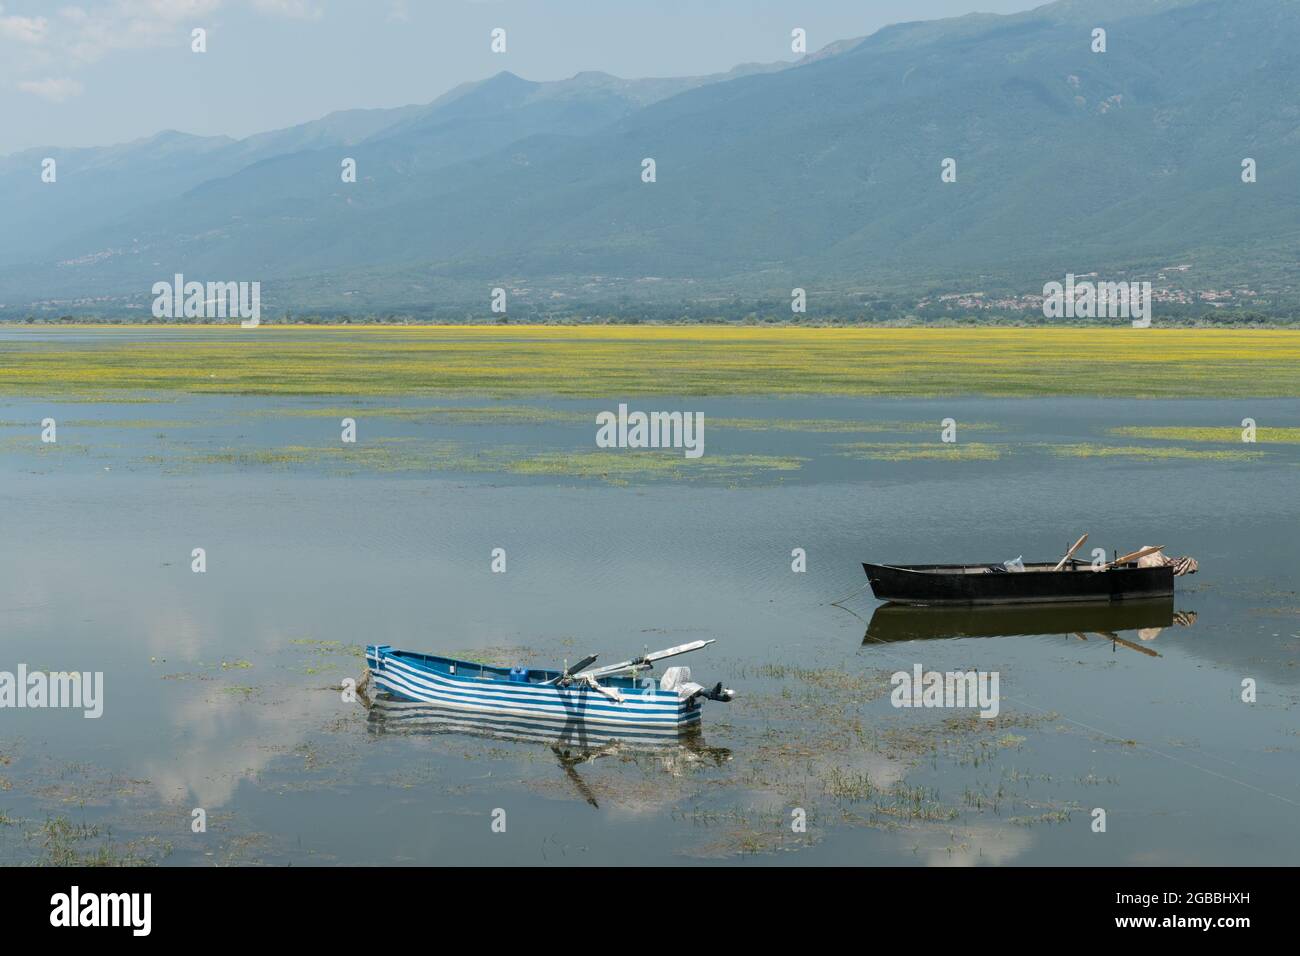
[17,76,84,101]
[250,0,322,19]
[130,0,224,19]
[23,1,224,68]
[2,0,305,93]
[0,12,49,44]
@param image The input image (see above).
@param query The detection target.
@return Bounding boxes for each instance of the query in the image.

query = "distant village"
[917,267,1264,314]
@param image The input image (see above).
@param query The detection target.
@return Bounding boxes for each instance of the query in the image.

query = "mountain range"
[2,0,1298,320]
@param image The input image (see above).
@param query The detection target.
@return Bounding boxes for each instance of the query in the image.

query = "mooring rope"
[827,580,873,609]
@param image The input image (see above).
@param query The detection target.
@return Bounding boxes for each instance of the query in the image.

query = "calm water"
[1,385,1297,865]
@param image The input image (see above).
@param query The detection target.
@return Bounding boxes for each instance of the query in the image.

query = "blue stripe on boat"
[367,649,681,700]
[371,650,687,709]
[372,670,698,728]
[366,645,704,728]
[377,658,687,718]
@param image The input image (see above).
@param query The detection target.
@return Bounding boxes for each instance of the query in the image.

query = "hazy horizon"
[0,0,1040,155]
[6,0,1294,320]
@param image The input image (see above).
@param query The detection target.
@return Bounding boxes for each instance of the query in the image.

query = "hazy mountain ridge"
[3,0,1298,319]
[0,54,807,273]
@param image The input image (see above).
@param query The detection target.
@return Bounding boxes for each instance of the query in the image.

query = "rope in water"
[827,580,873,608]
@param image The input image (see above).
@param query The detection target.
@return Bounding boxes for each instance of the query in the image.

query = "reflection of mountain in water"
[864,599,1198,657]
[366,697,730,808]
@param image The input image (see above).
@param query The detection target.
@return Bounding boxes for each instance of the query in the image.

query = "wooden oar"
[576,639,716,681]
[1053,533,1089,571]
[1104,545,1166,569]
[576,675,625,703]
[543,654,599,686]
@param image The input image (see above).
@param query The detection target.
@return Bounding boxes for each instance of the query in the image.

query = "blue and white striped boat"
[365,639,734,730]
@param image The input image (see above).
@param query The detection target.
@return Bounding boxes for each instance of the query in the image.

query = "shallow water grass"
[1106,426,1300,443]
[836,441,1002,461]
[265,406,1002,434]
[181,439,806,484]
[270,405,586,425]
[710,417,1004,433]
[1045,443,1267,461]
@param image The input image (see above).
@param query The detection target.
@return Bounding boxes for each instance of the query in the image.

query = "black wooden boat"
[862,559,1174,606]
[864,597,1178,643]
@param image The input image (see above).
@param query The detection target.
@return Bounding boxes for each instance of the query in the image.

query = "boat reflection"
[365,697,731,807]
[863,598,1197,657]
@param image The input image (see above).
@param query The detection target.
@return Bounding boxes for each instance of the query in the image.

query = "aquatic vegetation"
[504,450,804,482]
[750,663,884,694]
[2,326,1297,398]
[835,441,1002,461]
[710,417,1003,433]
[1045,443,1267,461]
[35,816,158,867]
[823,767,878,800]
[179,439,805,484]
[187,440,475,473]
[217,686,258,699]
[867,788,961,823]
[1106,426,1300,443]
[267,405,586,425]
[1008,810,1075,827]
[62,418,205,429]
[34,814,174,866]
[289,638,365,668]
[267,406,1005,434]
[0,436,91,455]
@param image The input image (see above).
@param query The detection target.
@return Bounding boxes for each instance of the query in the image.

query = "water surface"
[1,389,1296,865]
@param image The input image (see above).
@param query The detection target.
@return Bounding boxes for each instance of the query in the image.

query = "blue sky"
[0,0,1039,154]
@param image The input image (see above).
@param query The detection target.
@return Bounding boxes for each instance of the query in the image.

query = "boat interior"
[885,560,1115,574]
[383,648,654,690]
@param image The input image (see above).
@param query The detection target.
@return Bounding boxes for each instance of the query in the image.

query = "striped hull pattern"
[366,645,704,729]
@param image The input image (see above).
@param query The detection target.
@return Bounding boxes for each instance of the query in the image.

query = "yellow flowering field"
[2,325,1297,398]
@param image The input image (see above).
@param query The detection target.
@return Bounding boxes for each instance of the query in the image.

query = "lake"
[1,368,1297,864]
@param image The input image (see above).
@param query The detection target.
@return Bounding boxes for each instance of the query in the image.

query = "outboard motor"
[662,666,735,704]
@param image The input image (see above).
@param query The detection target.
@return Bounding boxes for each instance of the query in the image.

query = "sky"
[0,0,1041,155]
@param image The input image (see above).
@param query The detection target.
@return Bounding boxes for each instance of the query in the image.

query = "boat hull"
[862,561,1174,606]
[366,645,703,729]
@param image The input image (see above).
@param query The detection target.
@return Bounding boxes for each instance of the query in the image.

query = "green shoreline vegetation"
[2,326,1298,399]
